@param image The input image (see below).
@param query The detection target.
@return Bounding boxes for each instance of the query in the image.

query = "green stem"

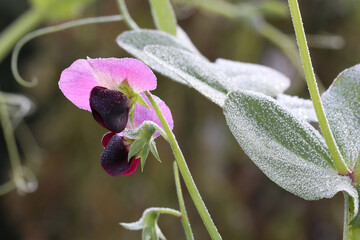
[117,0,140,30]
[0,93,23,186]
[145,91,221,240]
[287,0,348,174]
[173,161,195,240]
[0,7,45,62]
[11,15,123,87]
[155,207,182,217]
[343,192,354,240]
[0,181,15,196]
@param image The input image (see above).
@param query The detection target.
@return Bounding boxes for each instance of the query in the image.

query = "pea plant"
[1,0,359,239]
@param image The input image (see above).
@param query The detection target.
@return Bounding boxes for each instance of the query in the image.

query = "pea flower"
[101,93,173,176]
[59,57,157,132]
[59,57,173,176]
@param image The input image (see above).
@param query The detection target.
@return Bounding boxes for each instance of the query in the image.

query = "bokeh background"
[1,0,360,239]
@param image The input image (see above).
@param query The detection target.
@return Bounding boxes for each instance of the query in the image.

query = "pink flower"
[59,57,157,132]
[58,57,173,176]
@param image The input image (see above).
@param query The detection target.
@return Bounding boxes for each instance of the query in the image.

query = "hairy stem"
[343,192,354,240]
[145,91,221,240]
[173,162,195,240]
[287,0,348,174]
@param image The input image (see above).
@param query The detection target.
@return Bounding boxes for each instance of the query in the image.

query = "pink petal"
[87,57,157,92]
[59,59,99,111]
[129,93,173,138]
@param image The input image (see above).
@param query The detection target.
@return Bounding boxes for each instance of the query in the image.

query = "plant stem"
[11,15,123,87]
[0,181,15,196]
[155,207,182,217]
[343,192,354,240]
[0,8,45,62]
[173,161,195,240]
[287,0,348,174]
[117,0,140,30]
[145,91,222,240]
[0,93,23,187]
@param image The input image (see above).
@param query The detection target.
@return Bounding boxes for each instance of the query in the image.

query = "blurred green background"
[1,0,360,239]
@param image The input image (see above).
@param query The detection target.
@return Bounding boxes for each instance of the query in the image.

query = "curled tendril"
[11,14,123,88]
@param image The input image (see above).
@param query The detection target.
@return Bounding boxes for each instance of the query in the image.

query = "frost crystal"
[277,94,317,122]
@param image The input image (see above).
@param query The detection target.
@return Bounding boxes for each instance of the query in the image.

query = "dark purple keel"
[101,134,139,176]
[90,86,129,133]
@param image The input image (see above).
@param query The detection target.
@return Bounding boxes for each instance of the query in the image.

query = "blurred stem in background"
[0,7,46,63]
[171,0,329,92]
[0,0,122,196]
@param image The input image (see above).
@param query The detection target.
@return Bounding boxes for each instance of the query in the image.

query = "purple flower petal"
[128,93,173,138]
[90,87,129,132]
[59,57,157,111]
[102,132,116,148]
[59,59,98,111]
[101,134,139,176]
[87,57,157,92]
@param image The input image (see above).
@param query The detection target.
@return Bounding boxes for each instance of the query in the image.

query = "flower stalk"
[145,91,222,240]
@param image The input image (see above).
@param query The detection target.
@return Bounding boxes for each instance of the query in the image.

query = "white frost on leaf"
[215,58,290,96]
[117,29,204,85]
[145,45,227,107]
[224,90,358,216]
[322,64,360,169]
[276,94,317,122]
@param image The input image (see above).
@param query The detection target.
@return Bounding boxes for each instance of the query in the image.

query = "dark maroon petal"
[101,134,139,176]
[90,86,129,132]
[101,132,116,148]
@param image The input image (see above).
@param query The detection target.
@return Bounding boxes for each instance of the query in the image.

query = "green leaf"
[31,0,94,21]
[322,64,360,168]
[214,58,290,97]
[276,94,317,122]
[145,45,228,106]
[149,139,161,162]
[352,186,360,227]
[224,90,358,215]
[117,29,202,85]
[149,0,177,35]
[140,144,150,172]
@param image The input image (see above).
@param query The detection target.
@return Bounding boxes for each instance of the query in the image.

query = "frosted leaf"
[322,64,360,168]
[215,58,290,96]
[117,29,202,85]
[145,45,227,106]
[277,94,317,122]
[224,90,358,215]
